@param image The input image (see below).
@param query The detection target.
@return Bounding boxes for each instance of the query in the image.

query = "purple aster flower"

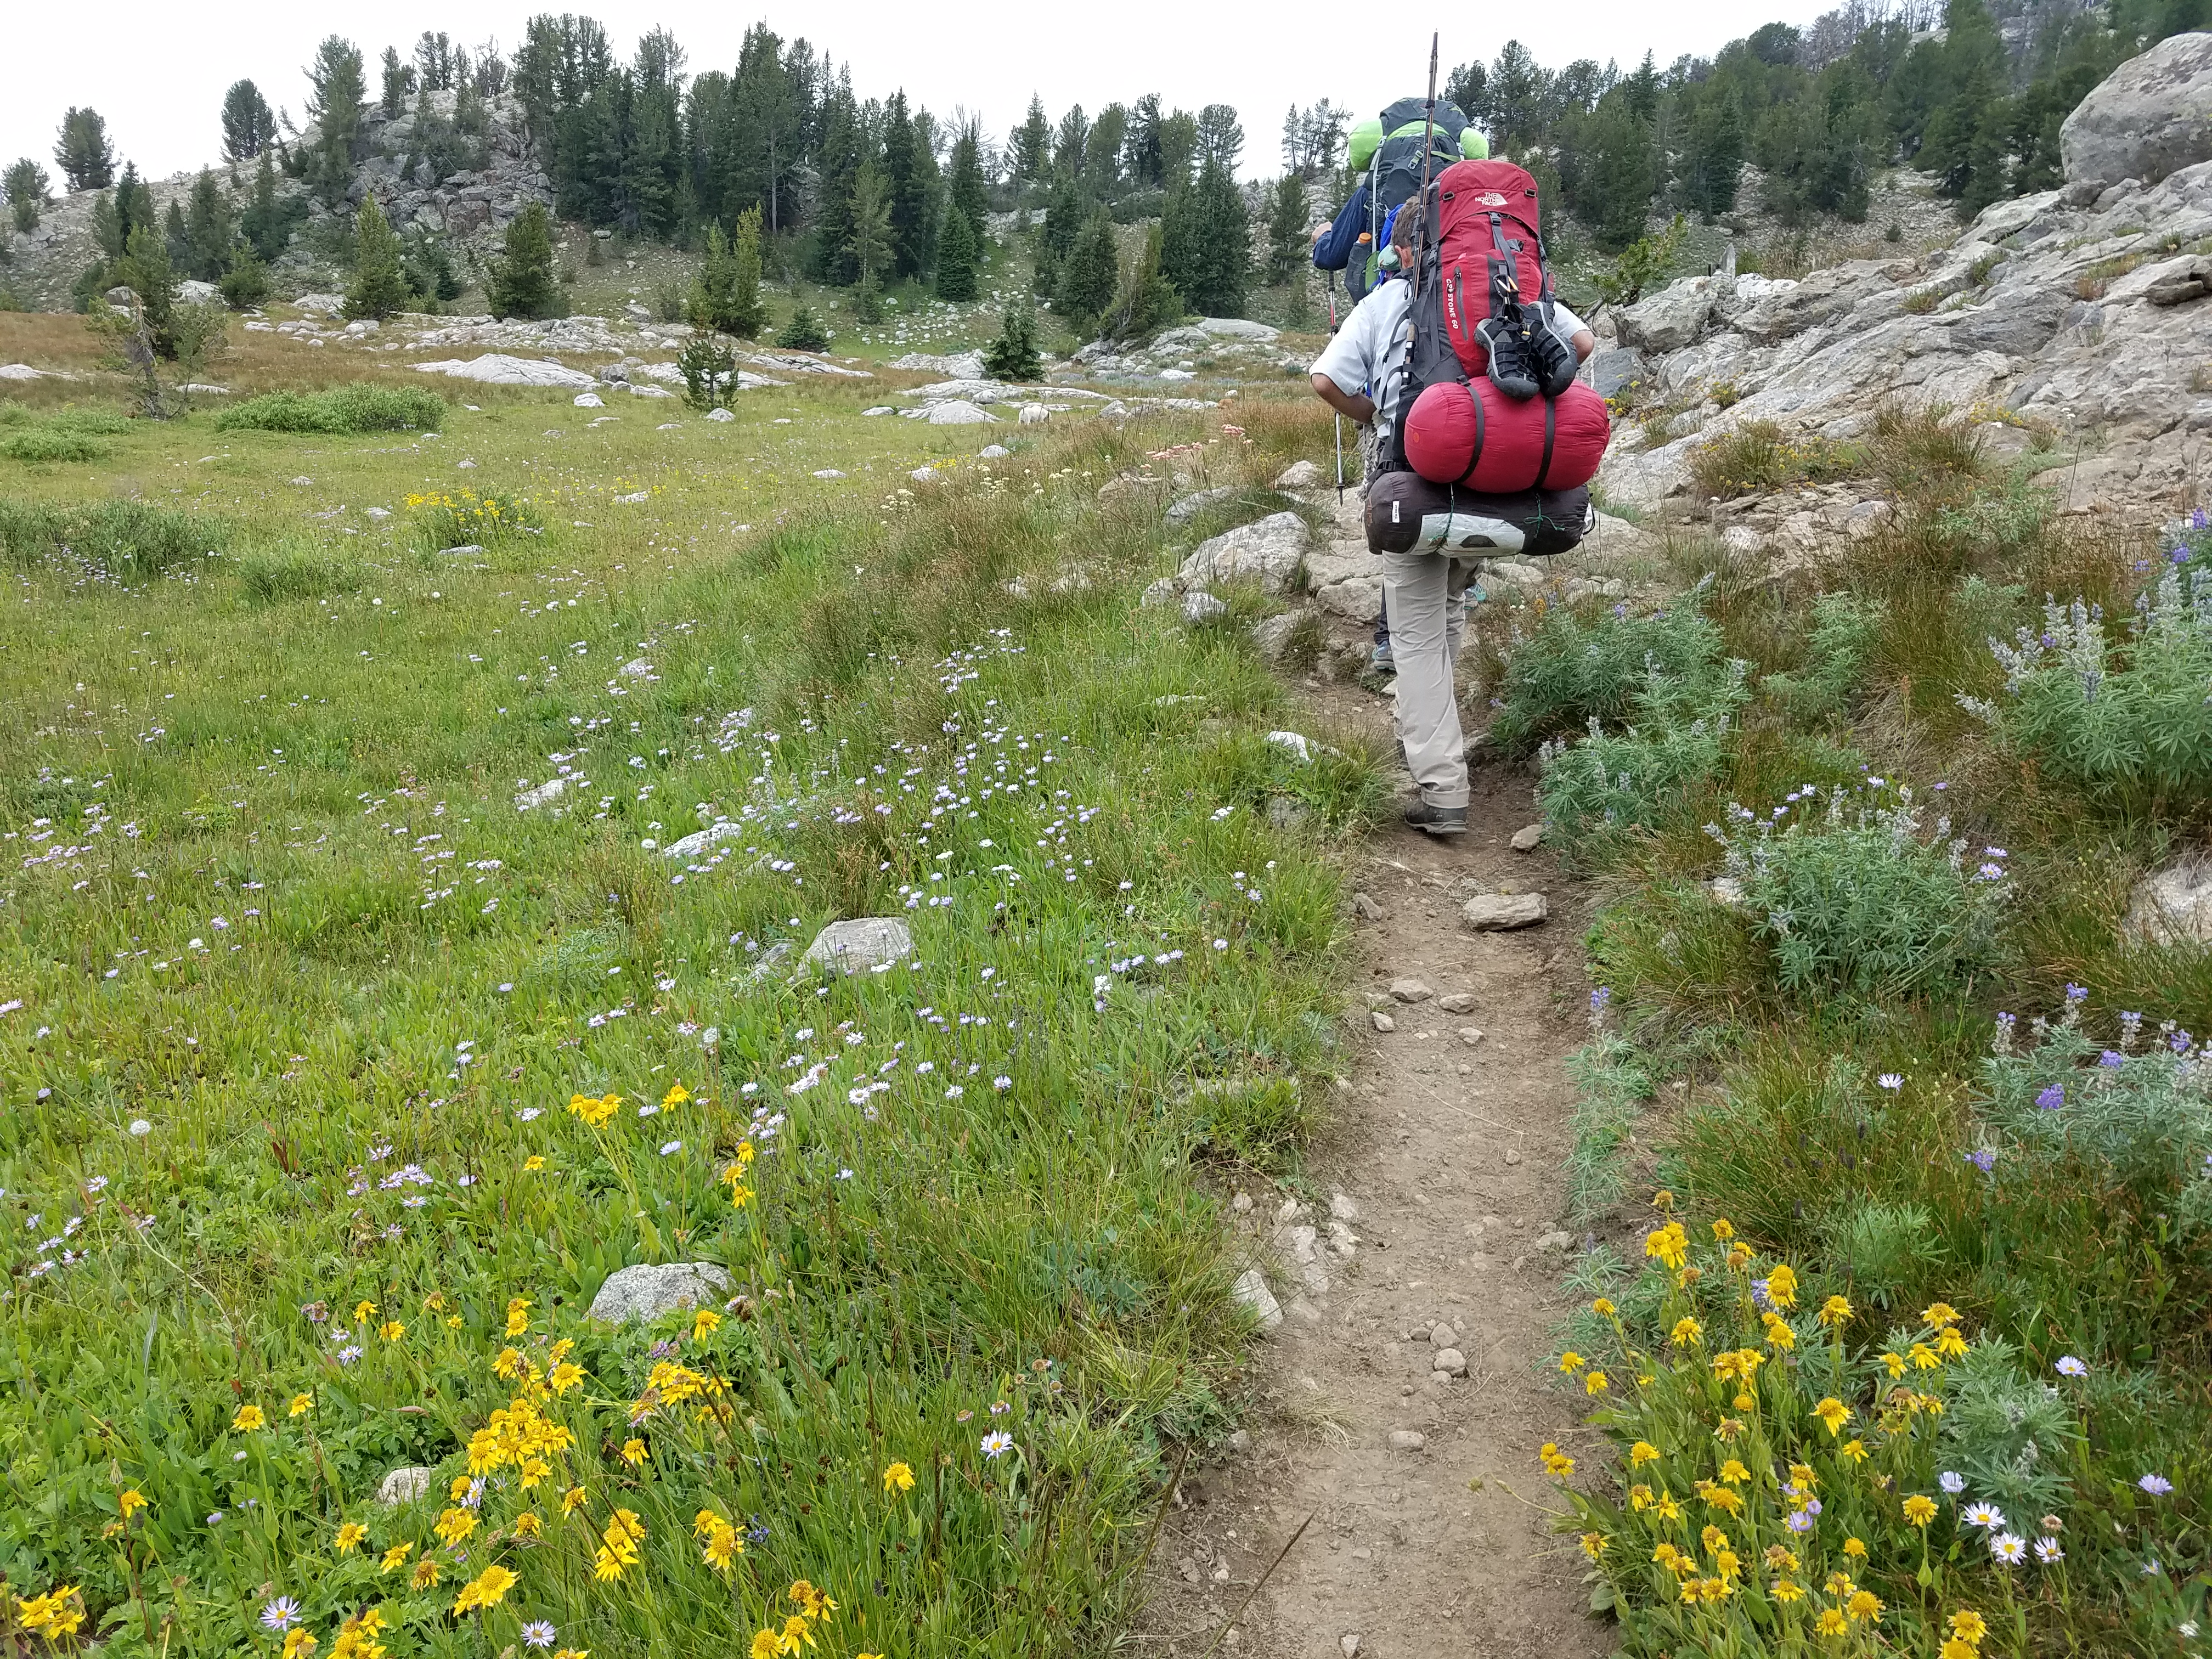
[2138,1474,2174,1496]
[1785,1510,1814,1533]
[2056,1356,2087,1377]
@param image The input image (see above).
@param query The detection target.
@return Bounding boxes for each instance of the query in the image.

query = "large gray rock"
[2123,862,2212,944]
[587,1261,732,1324]
[1165,486,1244,524]
[889,349,989,379]
[1587,346,1649,399]
[1180,511,1311,595]
[2061,33,2212,190]
[1617,275,1729,353]
[176,279,226,308]
[413,353,599,388]
[924,399,998,425]
[801,916,915,974]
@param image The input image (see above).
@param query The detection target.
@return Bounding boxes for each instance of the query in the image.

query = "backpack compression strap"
[1534,397,1558,490]
[1451,379,1487,489]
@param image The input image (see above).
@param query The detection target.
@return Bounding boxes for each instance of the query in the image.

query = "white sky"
[4,1,1838,187]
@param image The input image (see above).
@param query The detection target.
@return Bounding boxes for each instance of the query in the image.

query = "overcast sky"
[5,0,1837,188]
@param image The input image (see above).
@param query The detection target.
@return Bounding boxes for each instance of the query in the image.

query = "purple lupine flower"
[2035,1085,2065,1110]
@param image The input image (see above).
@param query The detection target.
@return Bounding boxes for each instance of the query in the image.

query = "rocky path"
[1137,678,1613,1659]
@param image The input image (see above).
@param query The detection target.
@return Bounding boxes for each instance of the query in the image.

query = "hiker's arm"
[1571,329,1595,363]
[1310,374,1374,425]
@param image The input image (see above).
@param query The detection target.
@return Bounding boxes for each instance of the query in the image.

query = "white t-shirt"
[1310,280,1589,455]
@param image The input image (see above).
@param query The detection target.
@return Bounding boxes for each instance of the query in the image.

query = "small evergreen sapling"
[678,337,738,410]
[982,300,1042,382]
[776,303,831,353]
[486,202,560,320]
[344,196,414,320]
[6,159,52,233]
[1054,210,1120,331]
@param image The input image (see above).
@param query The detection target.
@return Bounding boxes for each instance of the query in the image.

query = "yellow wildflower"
[335,1521,368,1554]
[1936,1327,1969,1359]
[1949,1610,1989,1644]
[453,1562,518,1614]
[1818,1294,1853,1328]
[549,1362,585,1395]
[693,1308,722,1340]
[411,1558,442,1590]
[620,1438,648,1467]
[1773,1575,1807,1602]
[380,1542,413,1572]
[1584,1370,1610,1396]
[1813,1396,1850,1436]
[1579,1532,1606,1560]
[562,1486,589,1516]
[1718,1459,1750,1486]
[433,1507,477,1546]
[1539,1442,1575,1477]
[1922,1301,1960,1329]
[1882,1350,1908,1379]
[1559,1351,1585,1373]
[1630,1441,1661,1466]
[289,1393,315,1417]
[1763,1312,1796,1351]
[505,1297,532,1337]
[1841,1438,1870,1464]
[523,1155,546,1172]
[1629,1483,1655,1510]
[1816,1607,1848,1637]
[1591,1297,1616,1317]
[1843,1536,1869,1560]
[1711,1217,1735,1241]
[117,1488,148,1519]
[1942,1643,1979,1659]
[1847,1589,1883,1623]
[751,1635,780,1659]
[1764,1544,1801,1571]
[282,1630,318,1659]
[232,1404,267,1432]
[568,1092,619,1127]
[1904,1494,1939,1527]
[1644,1222,1689,1271]
[514,1512,542,1538]
[354,1300,377,1325]
[1654,1492,1682,1522]
[1671,1316,1703,1347]
[1910,1341,1940,1370]
[702,1517,742,1570]
[378,1321,405,1344]
[883,1460,916,1493]
[1765,1263,1798,1308]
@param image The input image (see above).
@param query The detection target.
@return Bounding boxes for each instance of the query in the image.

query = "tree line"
[1442,0,2196,253]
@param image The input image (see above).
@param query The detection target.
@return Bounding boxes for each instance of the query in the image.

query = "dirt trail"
[1138,673,1615,1659]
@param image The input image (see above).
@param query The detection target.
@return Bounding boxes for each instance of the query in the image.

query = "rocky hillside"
[2,89,548,311]
[1597,31,2212,528]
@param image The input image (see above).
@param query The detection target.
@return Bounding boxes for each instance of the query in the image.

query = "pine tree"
[726,206,766,337]
[241,155,294,261]
[1180,157,1250,317]
[345,195,415,319]
[219,242,272,308]
[1265,173,1308,284]
[163,200,191,269]
[933,207,979,300]
[183,170,235,281]
[1012,95,1052,197]
[403,227,464,304]
[850,166,895,292]
[678,335,737,409]
[54,109,116,193]
[1054,208,1119,328]
[689,222,737,330]
[948,119,990,236]
[381,47,416,120]
[305,37,368,208]
[982,298,1042,380]
[776,303,830,352]
[220,82,277,166]
[809,92,863,284]
[487,201,561,319]
[7,159,52,233]
[109,223,179,354]
[881,93,930,279]
[1105,222,1182,341]
[1159,176,1201,305]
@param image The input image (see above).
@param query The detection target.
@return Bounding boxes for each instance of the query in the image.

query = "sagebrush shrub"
[1961,564,2212,817]
[1539,699,1738,869]
[1707,782,2008,1000]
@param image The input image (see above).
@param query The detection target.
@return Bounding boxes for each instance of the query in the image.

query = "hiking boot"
[1372,642,1396,674]
[1403,797,1468,837]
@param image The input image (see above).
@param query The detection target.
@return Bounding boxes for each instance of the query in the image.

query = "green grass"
[0,369,1370,1657]
[216,385,449,436]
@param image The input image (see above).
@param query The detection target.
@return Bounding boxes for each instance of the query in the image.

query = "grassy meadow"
[0,313,1381,1659]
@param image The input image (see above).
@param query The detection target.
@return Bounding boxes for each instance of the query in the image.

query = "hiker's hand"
[1310,375,1374,426]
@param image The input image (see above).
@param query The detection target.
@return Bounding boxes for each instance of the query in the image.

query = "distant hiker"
[1313,98,1488,304]
[1309,163,1606,837]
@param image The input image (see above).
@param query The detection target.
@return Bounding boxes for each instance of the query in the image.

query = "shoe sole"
[1408,817,1468,837]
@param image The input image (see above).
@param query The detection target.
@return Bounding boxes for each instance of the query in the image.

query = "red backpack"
[1430,159,1571,388]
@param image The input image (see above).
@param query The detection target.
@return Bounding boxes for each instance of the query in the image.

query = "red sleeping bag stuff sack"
[1401,376,1610,493]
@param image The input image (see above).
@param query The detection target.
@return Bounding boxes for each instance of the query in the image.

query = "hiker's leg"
[1381,550,1468,809]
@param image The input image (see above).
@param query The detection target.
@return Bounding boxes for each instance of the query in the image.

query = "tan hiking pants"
[1382,549,1484,809]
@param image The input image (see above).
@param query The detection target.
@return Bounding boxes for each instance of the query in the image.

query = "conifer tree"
[219,242,272,309]
[54,109,116,192]
[850,166,895,294]
[345,196,415,319]
[809,93,863,284]
[1011,95,1052,198]
[726,206,766,337]
[109,223,179,354]
[1265,173,1308,284]
[5,159,50,233]
[381,47,416,120]
[241,155,294,262]
[486,202,561,319]
[304,37,368,208]
[933,206,979,301]
[881,93,930,279]
[689,222,738,331]
[183,170,235,281]
[776,302,830,352]
[948,119,990,236]
[1054,208,1120,329]
[220,81,278,165]
[982,298,1042,380]
[1105,222,1182,341]
[163,200,191,269]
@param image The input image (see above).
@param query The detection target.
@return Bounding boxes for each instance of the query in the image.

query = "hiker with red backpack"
[1307,75,1611,837]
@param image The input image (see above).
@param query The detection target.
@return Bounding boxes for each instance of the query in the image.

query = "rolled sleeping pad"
[1365,470,1593,558]
[1401,377,1611,494]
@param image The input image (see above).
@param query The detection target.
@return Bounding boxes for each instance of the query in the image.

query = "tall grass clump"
[0,494,219,579]
[217,383,448,434]
[1688,420,1858,499]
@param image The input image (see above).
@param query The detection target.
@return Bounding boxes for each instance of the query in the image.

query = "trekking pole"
[1327,270,1345,505]
[1412,31,1441,301]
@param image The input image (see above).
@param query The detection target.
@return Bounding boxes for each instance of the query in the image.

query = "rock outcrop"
[1596,41,2212,525]
[2060,31,2212,193]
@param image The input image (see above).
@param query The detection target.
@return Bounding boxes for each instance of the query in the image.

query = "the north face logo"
[1473,190,1509,207]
